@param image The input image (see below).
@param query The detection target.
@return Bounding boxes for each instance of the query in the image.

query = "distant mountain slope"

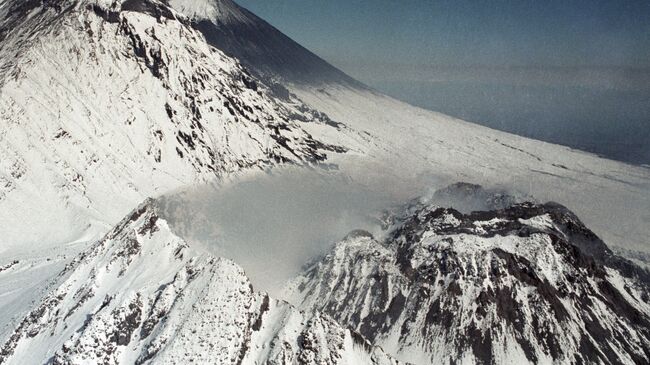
[285,184,650,364]
[0,199,399,365]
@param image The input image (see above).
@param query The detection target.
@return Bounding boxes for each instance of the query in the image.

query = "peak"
[167,0,250,23]
[108,197,162,236]
[66,0,248,24]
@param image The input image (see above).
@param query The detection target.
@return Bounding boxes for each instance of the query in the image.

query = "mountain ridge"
[0,0,364,250]
[0,198,400,365]
[284,186,650,364]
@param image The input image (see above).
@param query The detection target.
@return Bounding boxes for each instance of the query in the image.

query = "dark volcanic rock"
[286,183,650,365]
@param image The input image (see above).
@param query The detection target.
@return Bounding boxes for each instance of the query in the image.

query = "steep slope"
[0,199,398,365]
[0,0,361,250]
[167,0,361,86]
[285,185,650,364]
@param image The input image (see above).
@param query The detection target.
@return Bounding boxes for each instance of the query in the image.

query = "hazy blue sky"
[237,0,650,69]
[236,0,650,165]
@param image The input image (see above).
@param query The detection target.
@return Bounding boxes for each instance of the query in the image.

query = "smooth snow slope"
[169,0,361,86]
[290,86,650,255]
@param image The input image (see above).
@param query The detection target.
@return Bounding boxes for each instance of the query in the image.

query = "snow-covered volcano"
[0,0,648,254]
[0,0,364,250]
[0,1,649,364]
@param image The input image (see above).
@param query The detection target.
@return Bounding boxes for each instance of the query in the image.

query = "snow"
[0,4,349,253]
[1,200,396,364]
[285,200,650,364]
[0,1,649,363]
[168,0,253,24]
[290,85,650,256]
[518,214,554,230]
[2,0,647,260]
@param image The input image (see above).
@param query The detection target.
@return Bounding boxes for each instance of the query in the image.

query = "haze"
[238,0,650,165]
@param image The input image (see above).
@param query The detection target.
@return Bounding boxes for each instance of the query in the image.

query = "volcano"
[0,1,649,364]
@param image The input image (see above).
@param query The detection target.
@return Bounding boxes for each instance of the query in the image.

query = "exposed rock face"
[285,186,650,365]
[0,200,398,365]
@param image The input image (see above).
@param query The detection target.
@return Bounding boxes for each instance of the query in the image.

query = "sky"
[236,0,650,165]
[236,0,650,69]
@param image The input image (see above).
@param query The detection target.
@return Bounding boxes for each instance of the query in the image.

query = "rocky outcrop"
[286,185,650,365]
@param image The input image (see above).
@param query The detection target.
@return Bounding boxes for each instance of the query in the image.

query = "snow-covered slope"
[161,0,650,256]
[168,0,361,86]
[0,0,360,250]
[290,85,650,256]
[285,184,650,365]
[1,0,648,256]
[0,199,398,365]
[167,0,243,23]
[1,1,650,363]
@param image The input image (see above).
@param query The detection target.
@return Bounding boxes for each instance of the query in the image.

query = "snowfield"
[0,0,649,364]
